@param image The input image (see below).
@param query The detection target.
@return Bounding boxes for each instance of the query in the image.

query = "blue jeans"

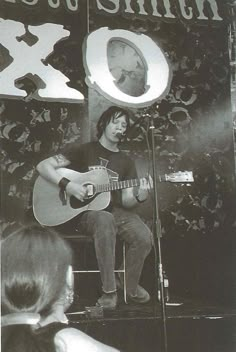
[77,207,153,296]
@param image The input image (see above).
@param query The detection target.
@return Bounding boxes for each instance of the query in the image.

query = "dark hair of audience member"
[1,224,73,352]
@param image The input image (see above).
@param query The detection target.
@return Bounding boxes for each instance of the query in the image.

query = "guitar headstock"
[162,171,194,183]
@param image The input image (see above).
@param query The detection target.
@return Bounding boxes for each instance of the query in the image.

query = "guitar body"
[33,168,111,226]
[33,167,193,226]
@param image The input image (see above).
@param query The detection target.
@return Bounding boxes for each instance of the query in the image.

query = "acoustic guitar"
[33,167,194,226]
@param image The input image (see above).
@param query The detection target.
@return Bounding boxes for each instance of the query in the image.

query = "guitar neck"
[95,171,193,193]
[96,178,141,193]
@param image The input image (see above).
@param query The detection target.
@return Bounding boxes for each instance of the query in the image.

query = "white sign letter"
[83,27,171,108]
[0,19,84,102]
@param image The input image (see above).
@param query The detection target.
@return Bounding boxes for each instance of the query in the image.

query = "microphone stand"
[149,115,168,352]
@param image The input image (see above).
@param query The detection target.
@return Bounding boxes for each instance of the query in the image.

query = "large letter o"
[83,27,171,107]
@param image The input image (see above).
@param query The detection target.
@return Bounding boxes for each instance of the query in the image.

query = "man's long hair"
[96,106,132,139]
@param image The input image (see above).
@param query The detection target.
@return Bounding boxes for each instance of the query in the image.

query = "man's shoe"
[116,275,150,304]
[96,292,117,310]
[127,286,150,304]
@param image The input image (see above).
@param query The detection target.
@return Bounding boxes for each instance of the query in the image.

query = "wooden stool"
[63,231,127,303]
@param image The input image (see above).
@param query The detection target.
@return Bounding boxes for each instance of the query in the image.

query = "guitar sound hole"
[70,196,96,209]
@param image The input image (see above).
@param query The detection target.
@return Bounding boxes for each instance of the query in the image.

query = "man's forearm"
[36,155,70,185]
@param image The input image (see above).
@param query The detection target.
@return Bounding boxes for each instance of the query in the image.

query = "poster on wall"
[0,0,235,314]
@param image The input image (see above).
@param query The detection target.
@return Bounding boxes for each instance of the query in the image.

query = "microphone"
[116,132,125,140]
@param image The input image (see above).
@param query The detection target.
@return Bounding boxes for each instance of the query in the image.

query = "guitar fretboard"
[96,178,141,193]
[94,172,193,193]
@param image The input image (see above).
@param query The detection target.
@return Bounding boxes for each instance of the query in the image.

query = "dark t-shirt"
[61,141,137,210]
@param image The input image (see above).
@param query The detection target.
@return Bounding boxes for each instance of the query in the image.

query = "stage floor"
[67,293,236,323]
[66,294,236,352]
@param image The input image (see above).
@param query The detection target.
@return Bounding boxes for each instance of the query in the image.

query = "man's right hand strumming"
[66,182,87,202]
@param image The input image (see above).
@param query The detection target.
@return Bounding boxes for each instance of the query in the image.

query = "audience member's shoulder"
[54,327,119,352]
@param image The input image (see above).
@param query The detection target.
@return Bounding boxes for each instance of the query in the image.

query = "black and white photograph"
[1,1,236,351]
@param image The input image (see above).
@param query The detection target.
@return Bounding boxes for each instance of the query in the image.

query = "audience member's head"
[1,224,74,352]
[1,224,73,316]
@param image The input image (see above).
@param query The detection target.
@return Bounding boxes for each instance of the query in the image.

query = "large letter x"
[0,19,84,102]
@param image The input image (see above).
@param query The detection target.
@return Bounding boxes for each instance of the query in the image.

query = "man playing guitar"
[36,106,153,310]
